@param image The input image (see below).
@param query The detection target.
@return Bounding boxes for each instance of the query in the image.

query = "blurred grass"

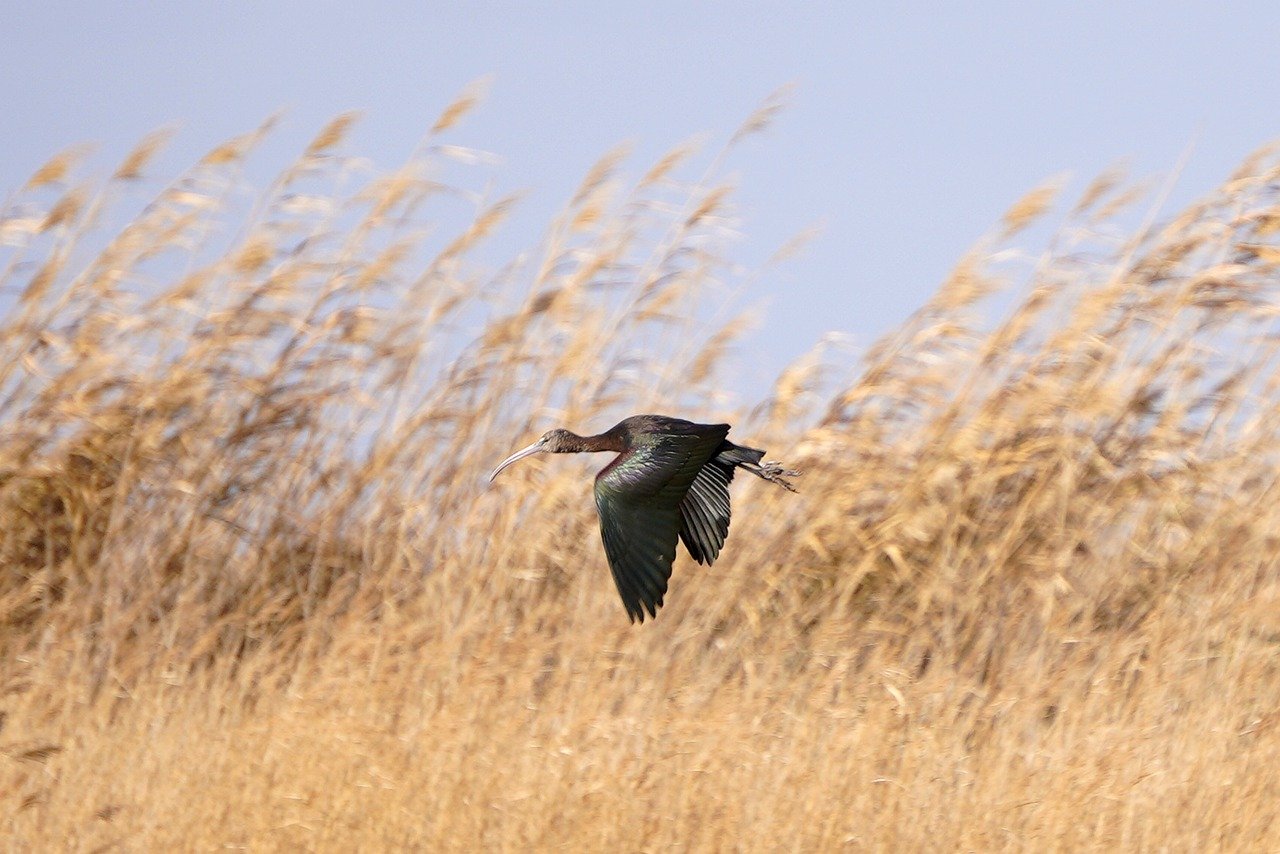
[3,92,1280,850]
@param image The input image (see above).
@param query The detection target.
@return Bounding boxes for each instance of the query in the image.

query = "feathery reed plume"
[3,107,1280,850]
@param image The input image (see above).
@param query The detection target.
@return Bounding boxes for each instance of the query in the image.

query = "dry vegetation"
[3,92,1280,850]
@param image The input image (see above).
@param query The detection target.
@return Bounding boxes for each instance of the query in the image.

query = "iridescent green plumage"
[490,414,798,623]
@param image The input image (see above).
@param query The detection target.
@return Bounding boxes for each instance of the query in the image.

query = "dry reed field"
[4,93,1280,851]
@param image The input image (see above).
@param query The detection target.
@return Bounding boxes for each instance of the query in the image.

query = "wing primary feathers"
[678,459,735,565]
[695,473,731,516]
[599,518,643,622]
[678,505,706,564]
[689,480,726,557]
[681,483,720,563]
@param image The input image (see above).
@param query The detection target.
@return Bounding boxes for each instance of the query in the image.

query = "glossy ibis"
[489,414,798,622]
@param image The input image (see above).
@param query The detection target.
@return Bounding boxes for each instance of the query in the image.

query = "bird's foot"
[752,460,800,492]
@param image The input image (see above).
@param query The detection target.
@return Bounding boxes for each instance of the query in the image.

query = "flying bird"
[489,414,798,622]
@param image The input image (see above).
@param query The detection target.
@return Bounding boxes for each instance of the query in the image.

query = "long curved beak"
[489,439,546,482]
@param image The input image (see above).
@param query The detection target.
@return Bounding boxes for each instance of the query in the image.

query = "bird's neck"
[564,429,626,453]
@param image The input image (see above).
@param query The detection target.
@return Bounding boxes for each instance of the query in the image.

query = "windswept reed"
[2,95,1279,849]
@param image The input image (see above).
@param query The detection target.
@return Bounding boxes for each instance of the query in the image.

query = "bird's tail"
[719,443,800,492]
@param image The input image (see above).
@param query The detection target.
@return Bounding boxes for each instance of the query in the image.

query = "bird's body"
[490,415,797,622]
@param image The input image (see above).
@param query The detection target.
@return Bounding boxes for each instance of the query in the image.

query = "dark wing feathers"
[678,461,731,564]
[593,424,729,622]
[677,441,764,565]
[595,471,681,622]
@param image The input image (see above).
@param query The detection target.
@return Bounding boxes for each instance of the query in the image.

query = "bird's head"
[539,428,577,453]
[489,428,578,482]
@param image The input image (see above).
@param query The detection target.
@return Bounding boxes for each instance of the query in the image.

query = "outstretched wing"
[677,459,732,564]
[593,424,729,622]
[677,441,765,565]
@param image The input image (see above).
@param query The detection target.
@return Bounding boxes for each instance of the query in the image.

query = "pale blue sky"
[5,3,1280,392]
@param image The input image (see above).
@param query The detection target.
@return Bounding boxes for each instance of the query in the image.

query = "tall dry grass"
[3,92,1280,850]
